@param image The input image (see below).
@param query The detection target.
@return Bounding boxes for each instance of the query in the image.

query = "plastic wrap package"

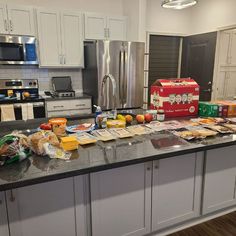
[0,133,31,166]
[28,131,71,160]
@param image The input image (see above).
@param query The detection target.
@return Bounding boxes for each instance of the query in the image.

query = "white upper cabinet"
[107,16,127,40]
[84,13,127,40]
[61,11,84,67]
[7,4,34,36]
[0,4,34,36]
[36,8,84,68]
[84,13,106,40]
[0,4,8,34]
[0,192,9,236]
[229,31,236,65]
[36,9,62,67]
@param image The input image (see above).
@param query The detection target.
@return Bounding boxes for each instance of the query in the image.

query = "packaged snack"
[75,132,97,145]
[49,118,67,137]
[127,125,153,135]
[92,129,116,141]
[0,133,31,166]
[28,131,60,156]
[43,143,71,160]
[106,120,126,128]
[110,128,134,138]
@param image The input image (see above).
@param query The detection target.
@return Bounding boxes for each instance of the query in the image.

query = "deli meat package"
[150,78,199,117]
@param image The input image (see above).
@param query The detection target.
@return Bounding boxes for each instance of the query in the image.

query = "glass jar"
[157,110,165,121]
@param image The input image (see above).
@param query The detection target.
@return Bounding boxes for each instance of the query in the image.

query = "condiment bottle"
[157,109,165,121]
[94,105,102,129]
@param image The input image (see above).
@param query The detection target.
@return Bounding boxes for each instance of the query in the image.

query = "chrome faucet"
[101,74,117,110]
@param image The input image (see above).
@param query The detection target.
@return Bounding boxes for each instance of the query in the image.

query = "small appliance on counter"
[0,79,45,120]
[45,76,75,98]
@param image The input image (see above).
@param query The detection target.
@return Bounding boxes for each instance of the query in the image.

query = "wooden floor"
[168,211,236,236]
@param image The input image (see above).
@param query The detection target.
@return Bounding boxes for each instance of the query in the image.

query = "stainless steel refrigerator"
[82,40,145,111]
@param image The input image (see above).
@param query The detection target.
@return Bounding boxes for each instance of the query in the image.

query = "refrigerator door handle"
[119,50,124,105]
[123,48,128,106]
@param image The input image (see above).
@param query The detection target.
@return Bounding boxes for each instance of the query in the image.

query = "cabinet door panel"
[224,71,236,99]
[84,13,106,40]
[61,11,84,67]
[229,32,236,65]
[36,9,62,67]
[202,146,236,214]
[219,31,231,65]
[7,5,34,36]
[0,4,8,34]
[152,153,203,231]
[91,163,152,236]
[107,16,127,41]
[0,192,9,236]
[7,178,77,236]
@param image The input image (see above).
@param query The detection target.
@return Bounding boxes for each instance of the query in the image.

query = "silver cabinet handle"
[4,19,8,32]
[107,28,110,38]
[53,105,64,108]
[59,55,63,64]
[10,190,15,202]
[10,20,13,32]
[63,55,66,65]
[104,28,107,38]
[75,104,86,107]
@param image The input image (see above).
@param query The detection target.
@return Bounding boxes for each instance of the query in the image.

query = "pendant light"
[161,0,198,10]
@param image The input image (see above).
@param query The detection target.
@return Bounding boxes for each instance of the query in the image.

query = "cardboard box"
[150,78,199,117]
[198,102,219,117]
[215,100,236,117]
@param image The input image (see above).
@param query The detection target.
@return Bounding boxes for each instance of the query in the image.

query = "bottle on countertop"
[94,105,102,129]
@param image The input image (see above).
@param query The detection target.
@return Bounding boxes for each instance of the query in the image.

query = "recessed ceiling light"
[161,0,198,10]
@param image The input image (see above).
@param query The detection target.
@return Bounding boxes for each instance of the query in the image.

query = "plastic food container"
[49,118,67,137]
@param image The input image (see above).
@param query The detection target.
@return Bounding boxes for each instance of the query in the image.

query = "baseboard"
[148,206,236,236]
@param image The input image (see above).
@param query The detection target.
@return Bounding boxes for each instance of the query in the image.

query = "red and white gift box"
[150,78,199,117]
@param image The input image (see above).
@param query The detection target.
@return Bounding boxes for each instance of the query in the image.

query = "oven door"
[14,102,46,120]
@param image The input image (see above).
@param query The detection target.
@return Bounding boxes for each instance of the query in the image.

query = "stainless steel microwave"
[0,35,38,65]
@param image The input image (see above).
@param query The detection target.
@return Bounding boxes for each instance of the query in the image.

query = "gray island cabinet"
[0,192,9,236]
[5,176,89,236]
[1,145,236,235]
[202,146,236,214]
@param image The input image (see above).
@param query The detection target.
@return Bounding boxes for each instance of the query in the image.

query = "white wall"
[146,0,192,35]
[5,0,124,15]
[190,0,236,35]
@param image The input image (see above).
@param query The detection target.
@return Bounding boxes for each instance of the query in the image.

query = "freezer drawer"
[47,109,92,118]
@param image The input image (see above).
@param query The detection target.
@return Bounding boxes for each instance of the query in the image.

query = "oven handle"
[13,102,44,108]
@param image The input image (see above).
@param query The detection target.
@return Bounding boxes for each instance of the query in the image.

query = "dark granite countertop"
[0,128,236,191]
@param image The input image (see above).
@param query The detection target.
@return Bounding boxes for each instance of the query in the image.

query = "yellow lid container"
[107,119,126,128]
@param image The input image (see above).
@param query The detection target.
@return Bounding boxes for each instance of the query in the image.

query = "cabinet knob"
[147,167,151,171]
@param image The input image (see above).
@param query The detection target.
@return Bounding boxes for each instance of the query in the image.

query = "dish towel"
[21,103,34,121]
[1,104,16,121]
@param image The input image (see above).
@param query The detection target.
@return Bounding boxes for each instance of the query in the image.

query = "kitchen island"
[1,118,236,236]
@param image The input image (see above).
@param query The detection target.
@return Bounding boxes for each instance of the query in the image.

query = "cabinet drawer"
[46,99,91,111]
[47,109,92,118]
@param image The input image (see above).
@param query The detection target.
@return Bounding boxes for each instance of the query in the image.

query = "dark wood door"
[181,32,217,101]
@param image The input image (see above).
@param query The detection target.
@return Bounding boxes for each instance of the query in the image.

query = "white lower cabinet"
[6,176,89,236]
[202,146,236,214]
[90,163,152,236]
[152,153,203,231]
[0,192,9,236]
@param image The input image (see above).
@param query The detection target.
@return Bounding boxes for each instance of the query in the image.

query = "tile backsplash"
[0,66,83,93]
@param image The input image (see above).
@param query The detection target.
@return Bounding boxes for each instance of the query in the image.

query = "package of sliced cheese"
[126,125,153,135]
[73,132,97,145]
